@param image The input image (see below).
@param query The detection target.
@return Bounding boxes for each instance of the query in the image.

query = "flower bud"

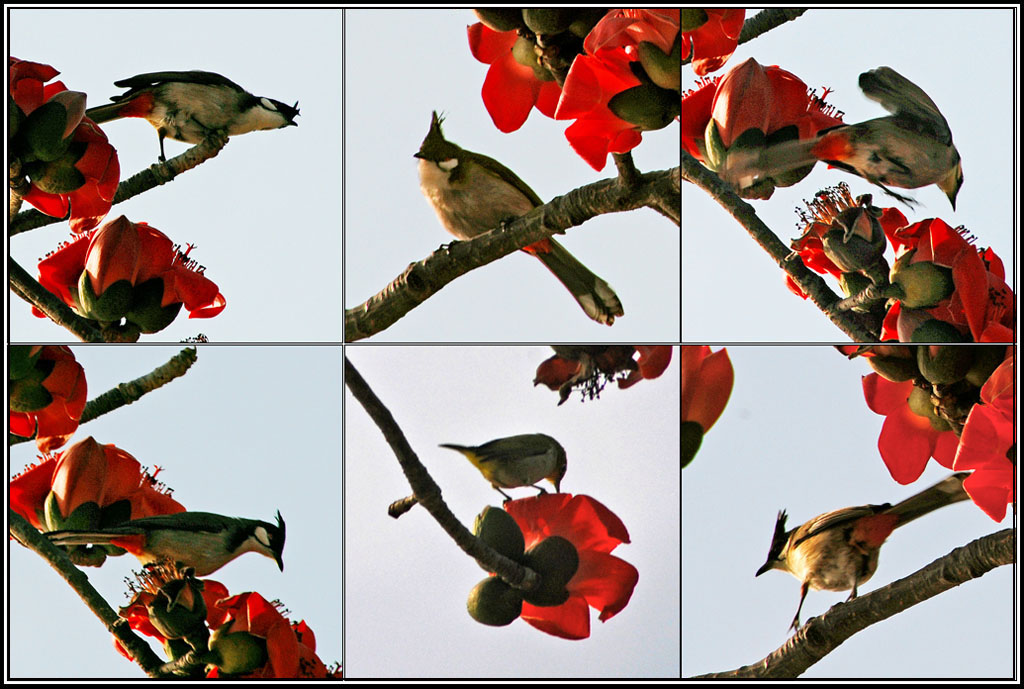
[208,629,269,676]
[890,251,955,308]
[608,82,679,130]
[521,536,579,607]
[917,345,976,385]
[474,506,525,563]
[467,576,523,627]
[147,575,208,641]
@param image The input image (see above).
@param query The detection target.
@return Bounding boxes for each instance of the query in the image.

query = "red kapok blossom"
[34,216,226,336]
[953,352,1015,521]
[504,494,637,640]
[534,346,669,404]
[884,219,1014,343]
[468,22,562,133]
[116,576,231,659]
[680,346,733,432]
[862,374,960,484]
[207,593,334,678]
[9,345,87,452]
[9,436,185,532]
[619,345,673,389]
[680,9,745,76]
[10,58,120,233]
[586,9,680,55]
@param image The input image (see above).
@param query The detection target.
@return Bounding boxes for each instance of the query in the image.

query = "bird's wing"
[113,71,246,92]
[463,150,544,208]
[792,504,885,547]
[858,67,952,144]
[474,435,554,464]
[114,511,244,533]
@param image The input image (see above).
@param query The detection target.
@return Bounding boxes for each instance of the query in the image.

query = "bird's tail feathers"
[529,239,623,326]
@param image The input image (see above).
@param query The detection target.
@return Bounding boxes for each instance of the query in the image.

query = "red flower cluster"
[9,58,119,233]
[534,345,672,405]
[9,436,185,533]
[556,9,681,170]
[467,21,563,133]
[34,216,225,338]
[504,494,638,640]
[682,58,842,198]
[9,345,87,452]
[882,218,1014,343]
[681,9,745,75]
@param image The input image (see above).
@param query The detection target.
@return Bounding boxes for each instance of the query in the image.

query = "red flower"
[467,22,562,133]
[207,593,334,678]
[9,345,87,452]
[862,374,959,484]
[883,219,1014,342]
[585,9,680,55]
[9,436,185,532]
[953,353,1015,521]
[10,58,120,233]
[680,346,733,432]
[682,58,842,198]
[680,9,745,75]
[116,576,231,659]
[34,216,226,335]
[534,346,670,404]
[504,494,638,640]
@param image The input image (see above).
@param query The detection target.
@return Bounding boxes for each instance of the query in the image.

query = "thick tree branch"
[345,166,680,341]
[10,347,198,447]
[9,135,228,237]
[344,356,540,591]
[8,257,105,342]
[680,152,881,341]
[8,509,166,676]
[738,8,808,45]
[698,528,1015,679]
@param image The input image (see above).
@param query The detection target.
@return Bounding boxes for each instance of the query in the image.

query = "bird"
[387,433,568,519]
[45,510,285,577]
[756,472,969,631]
[85,70,299,161]
[722,67,963,208]
[414,111,624,326]
[440,433,568,501]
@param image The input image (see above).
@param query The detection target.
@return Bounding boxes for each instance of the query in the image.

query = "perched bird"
[414,111,623,325]
[722,67,963,208]
[756,473,969,631]
[440,433,568,501]
[46,510,286,577]
[86,70,299,161]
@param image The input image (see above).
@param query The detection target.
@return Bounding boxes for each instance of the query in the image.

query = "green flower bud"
[681,420,704,469]
[964,346,1006,388]
[890,252,955,309]
[473,9,525,32]
[522,8,573,35]
[521,536,579,607]
[680,8,709,31]
[76,271,134,323]
[917,345,976,385]
[148,576,208,640]
[907,318,966,344]
[25,146,87,194]
[22,100,72,163]
[609,82,678,130]
[906,385,952,432]
[822,207,886,274]
[467,576,524,626]
[638,38,682,92]
[473,506,525,562]
[127,278,182,334]
[208,629,268,676]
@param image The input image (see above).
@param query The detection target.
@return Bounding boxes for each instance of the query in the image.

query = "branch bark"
[345,166,680,341]
[344,356,540,591]
[680,152,881,341]
[697,528,1015,678]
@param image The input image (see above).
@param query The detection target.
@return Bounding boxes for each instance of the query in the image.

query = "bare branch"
[697,529,1015,679]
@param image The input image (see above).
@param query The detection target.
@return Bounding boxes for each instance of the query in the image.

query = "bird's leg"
[790,581,810,632]
[494,486,514,502]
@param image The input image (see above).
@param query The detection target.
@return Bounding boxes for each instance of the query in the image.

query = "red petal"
[481,53,540,133]
[521,593,591,640]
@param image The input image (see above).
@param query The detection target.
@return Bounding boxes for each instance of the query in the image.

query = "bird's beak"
[755,560,774,577]
[275,552,285,571]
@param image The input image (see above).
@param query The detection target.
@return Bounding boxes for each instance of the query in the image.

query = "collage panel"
[344,345,681,678]
[8,345,342,678]
[344,8,681,343]
[681,345,1014,678]
[681,8,1014,344]
[9,8,343,344]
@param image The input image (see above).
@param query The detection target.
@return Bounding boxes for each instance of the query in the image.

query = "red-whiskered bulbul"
[414,111,624,326]
[46,510,285,576]
[723,67,963,208]
[756,472,969,631]
[85,70,299,161]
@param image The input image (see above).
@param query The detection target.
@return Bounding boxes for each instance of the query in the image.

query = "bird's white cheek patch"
[260,97,278,112]
[254,526,271,547]
[439,158,458,172]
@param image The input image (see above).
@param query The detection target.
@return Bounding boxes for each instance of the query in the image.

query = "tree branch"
[9,135,228,237]
[10,347,199,447]
[8,257,105,342]
[8,509,166,676]
[345,166,680,341]
[698,528,1015,679]
[680,152,880,341]
[737,8,808,45]
[343,356,540,591]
